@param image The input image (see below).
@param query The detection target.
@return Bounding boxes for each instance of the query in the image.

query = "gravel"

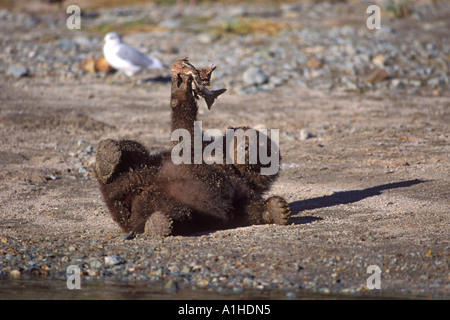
[1,224,448,298]
[0,2,448,96]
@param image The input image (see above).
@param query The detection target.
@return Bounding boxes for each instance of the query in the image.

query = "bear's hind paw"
[144,211,173,237]
[262,196,291,225]
[95,139,122,184]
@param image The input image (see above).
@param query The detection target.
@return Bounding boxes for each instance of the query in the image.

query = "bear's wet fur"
[95,58,291,236]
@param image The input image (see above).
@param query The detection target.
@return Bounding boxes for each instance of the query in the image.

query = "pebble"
[197,33,219,44]
[10,270,21,277]
[88,269,100,277]
[89,259,102,269]
[5,253,15,260]
[286,292,296,299]
[366,69,389,83]
[391,79,406,89]
[306,56,323,69]
[299,129,313,141]
[164,279,179,293]
[6,64,28,78]
[104,256,126,266]
[122,231,136,240]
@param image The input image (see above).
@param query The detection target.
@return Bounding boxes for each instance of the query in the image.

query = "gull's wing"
[116,43,165,69]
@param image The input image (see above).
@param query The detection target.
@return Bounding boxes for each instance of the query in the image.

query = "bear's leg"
[95,139,123,184]
[95,139,153,184]
[95,139,159,232]
[129,189,195,236]
[128,190,173,236]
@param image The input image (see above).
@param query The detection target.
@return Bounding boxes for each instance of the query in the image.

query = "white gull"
[103,32,166,77]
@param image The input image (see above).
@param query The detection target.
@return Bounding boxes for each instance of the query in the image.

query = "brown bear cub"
[94,58,291,236]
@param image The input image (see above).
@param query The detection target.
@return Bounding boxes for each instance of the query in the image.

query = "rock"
[78,167,87,175]
[371,54,386,68]
[46,175,61,181]
[366,69,389,83]
[299,129,313,140]
[6,64,28,78]
[306,56,323,69]
[88,269,100,277]
[122,231,136,240]
[281,132,296,141]
[164,279,179,293]
[159,19,182,29]
[391,79,406,89]
[84,145,94,154]
[408,79,422,87]
[10,269,21,277]
[89,259,102,269]
[4,253,15,260]
[81,58,96,74]
[242,67,269,86]
[154,267,163,278]
[104,255,125,266]
[197,33,219,44]
[427,77,443,87]
[341,77,359,91]
[95,57,115,73]
[56,39,78,52]
[286,292,296,299]
[82,57,114,74]
[267,76,284,88]
[281,4,302,14]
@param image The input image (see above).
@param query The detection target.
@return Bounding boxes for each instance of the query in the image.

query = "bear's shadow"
[289,179,426,225]
[188,179,426,235]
